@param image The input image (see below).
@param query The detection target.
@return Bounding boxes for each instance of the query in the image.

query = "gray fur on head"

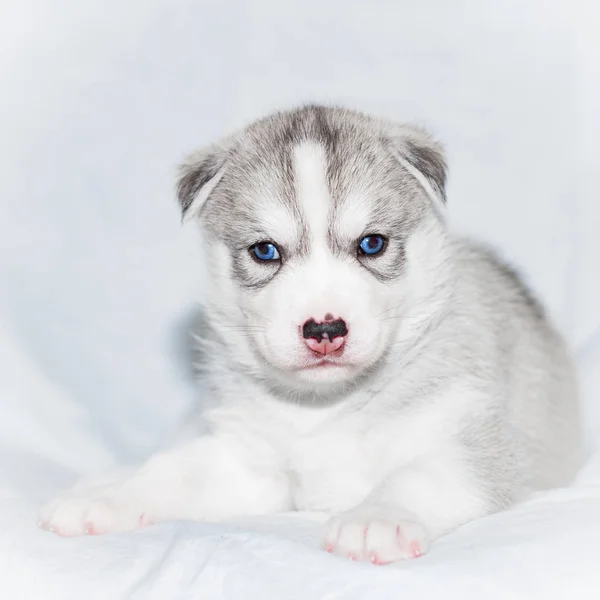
[176,105,447,221]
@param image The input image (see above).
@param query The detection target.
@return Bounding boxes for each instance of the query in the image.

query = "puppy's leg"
[39,434,290,536]
[324,447,501,564]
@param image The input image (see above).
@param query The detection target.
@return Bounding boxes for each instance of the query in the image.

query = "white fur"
[294,142,330,246]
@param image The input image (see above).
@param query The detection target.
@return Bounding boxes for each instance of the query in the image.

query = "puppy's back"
[451,238,581,490]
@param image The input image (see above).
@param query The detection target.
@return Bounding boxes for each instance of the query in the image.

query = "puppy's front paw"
[323,507,430,564]
[38,480,152,537]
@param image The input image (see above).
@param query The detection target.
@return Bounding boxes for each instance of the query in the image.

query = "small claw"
[409,541,422,558]
[139,513,153,528]
[370,555,391,566]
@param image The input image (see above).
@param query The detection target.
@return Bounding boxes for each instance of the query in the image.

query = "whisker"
[376,303,407,318]
[376,294,437,318]
[240,306,273,323]
[217,326,266,330]
[216,329,266,334]
[378,316,419,323]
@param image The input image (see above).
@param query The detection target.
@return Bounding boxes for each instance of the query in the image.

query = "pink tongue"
[305,336,345,355]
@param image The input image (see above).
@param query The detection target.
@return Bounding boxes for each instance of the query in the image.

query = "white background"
[0,1,599,597]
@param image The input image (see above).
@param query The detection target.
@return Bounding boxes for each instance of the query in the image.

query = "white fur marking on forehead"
[293,142,330,245]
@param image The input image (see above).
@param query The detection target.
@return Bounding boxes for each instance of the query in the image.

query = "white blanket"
[1,0,599,598]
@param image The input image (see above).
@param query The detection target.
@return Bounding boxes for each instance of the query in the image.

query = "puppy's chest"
[284,418,411,513]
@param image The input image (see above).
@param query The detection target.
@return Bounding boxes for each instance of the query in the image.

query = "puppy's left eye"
[250,242,281,262]
[358,235,386,256]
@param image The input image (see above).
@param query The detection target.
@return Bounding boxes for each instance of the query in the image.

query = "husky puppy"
[39,105,581,564]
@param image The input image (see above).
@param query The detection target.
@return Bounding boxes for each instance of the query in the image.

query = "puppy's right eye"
[250,242,281,262]
[358,234,386,256]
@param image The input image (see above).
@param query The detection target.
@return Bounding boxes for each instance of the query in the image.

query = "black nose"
[302,318,348,343]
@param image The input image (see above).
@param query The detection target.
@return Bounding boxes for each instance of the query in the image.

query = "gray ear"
[176,136,234,218]
[383,122,447,206]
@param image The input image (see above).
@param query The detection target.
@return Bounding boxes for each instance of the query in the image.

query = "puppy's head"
[178,106,451,392]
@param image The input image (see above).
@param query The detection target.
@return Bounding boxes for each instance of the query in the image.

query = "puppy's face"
[179,107,450,391]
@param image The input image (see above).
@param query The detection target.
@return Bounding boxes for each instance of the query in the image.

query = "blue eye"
[359,235,386,256]
[251,242,281,261]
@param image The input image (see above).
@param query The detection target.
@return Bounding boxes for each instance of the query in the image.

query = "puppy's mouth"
[299,360,345,370]
[293,354,352,372]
